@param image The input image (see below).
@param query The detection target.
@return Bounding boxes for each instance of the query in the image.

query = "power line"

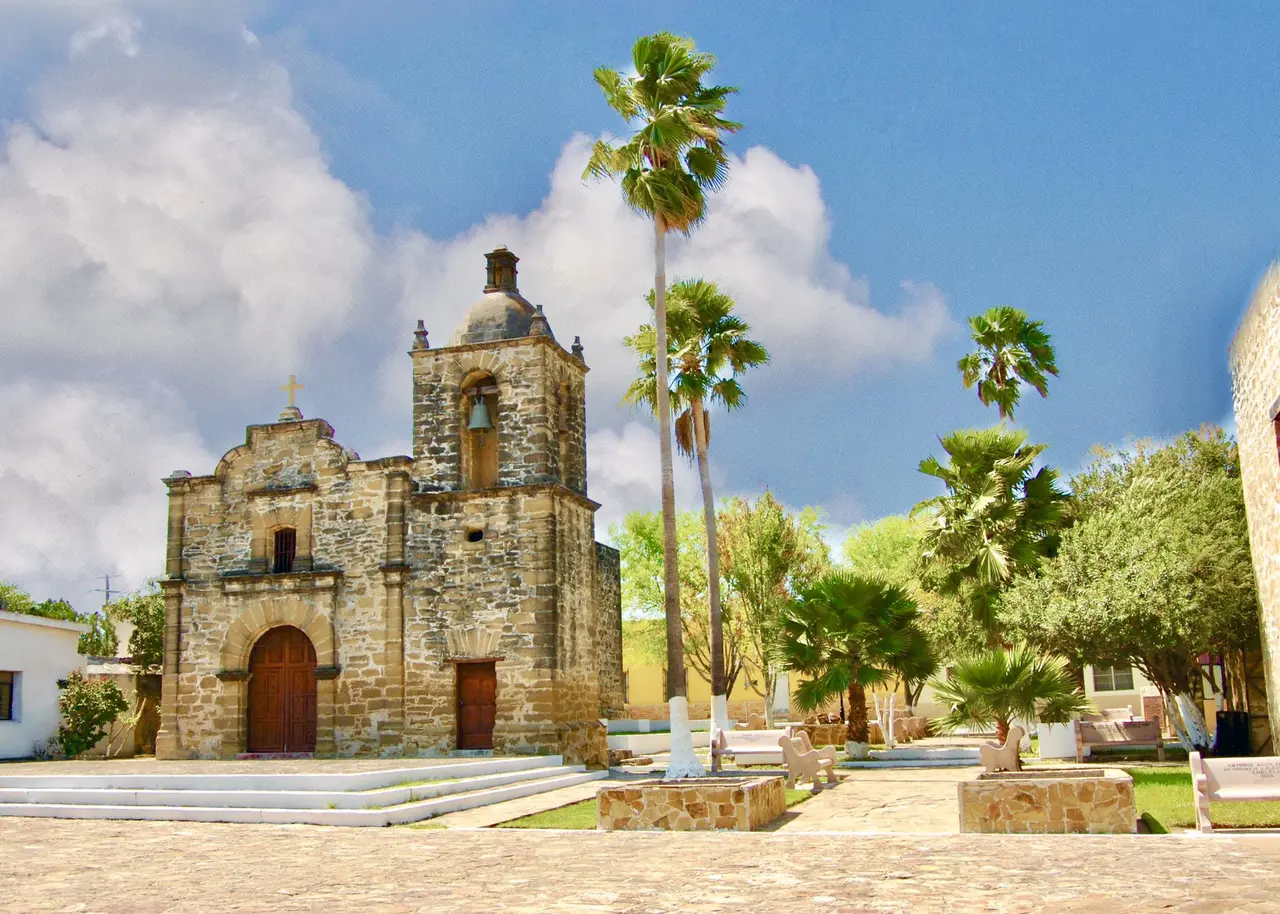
[90,573,123,608]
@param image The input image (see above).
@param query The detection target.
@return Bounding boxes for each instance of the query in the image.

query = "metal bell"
[467,397,493,431]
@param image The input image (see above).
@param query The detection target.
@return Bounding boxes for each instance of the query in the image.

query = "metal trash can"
[1213,710,1251,757]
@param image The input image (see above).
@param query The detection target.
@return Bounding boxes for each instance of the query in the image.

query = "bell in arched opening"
[460,372,499,490]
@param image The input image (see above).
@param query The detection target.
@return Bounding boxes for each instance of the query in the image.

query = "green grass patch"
[1126,766,1280,831]
[369,776,460,792]
[495,787,817,830]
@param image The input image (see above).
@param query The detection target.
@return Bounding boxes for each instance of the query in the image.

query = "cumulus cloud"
[587,421,707,537]
[385,136,953,412]
[0,381,216,603]
[0,48,374,385]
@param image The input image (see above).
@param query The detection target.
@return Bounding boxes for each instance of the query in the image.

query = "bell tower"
[408,247,588,495]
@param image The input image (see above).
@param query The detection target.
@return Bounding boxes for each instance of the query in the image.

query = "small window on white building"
[0,671,14,720]
[1092,664,1134,692]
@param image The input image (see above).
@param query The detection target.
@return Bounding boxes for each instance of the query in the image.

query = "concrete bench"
[1190,752,1280,833]
[1075,719,1164,763]
[778,732,837,790]
[711,727,794,772]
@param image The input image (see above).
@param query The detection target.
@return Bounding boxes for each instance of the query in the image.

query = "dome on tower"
[448,246,553,346]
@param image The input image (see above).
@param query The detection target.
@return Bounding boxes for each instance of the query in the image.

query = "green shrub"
[57,671,128,758]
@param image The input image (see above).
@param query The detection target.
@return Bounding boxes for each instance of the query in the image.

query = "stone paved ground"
[6,818,1280,913]
[771,768,966,833]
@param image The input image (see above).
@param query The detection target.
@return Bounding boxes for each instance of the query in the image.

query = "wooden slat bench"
[710,727,794,772]
[1075,719,1164,763]
[1190,751,1280,832]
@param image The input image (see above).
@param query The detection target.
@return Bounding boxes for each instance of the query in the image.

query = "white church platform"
[0,755,606,826]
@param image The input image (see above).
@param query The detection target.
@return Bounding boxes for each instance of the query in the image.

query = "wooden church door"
[247,626,317,753]
[456,662,497,750]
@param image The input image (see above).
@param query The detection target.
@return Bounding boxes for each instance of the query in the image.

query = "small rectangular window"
[1092,664,1134,692]
[273,528,297,574]
[0,672,14,721]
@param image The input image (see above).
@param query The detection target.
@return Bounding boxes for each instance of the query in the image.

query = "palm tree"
[624,279,769,736]
[778,572,936,748]
[586,33,740,777]
[914,426,1071,634]
[957,306,1058,421]
[928,645,1090,768]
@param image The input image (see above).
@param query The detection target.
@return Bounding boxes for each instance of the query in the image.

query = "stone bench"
[1190,751,1280,833]
[1075,719,1164,763]
[710,727,794,772]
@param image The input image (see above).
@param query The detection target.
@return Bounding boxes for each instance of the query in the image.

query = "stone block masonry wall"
[1229,261,1280,745]
[594,543,624,715]
[157,417,406,759]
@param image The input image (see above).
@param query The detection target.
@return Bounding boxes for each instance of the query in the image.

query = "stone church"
[155,248,623,764]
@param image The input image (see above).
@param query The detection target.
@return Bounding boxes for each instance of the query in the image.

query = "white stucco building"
[0,610,88,759]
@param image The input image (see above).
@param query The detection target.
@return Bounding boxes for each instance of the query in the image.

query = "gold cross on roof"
[280,374,304,407]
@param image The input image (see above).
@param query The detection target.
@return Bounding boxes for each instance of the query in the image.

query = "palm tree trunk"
[691,396,728,736]
[847,681,869,744]
[654,213,702,778]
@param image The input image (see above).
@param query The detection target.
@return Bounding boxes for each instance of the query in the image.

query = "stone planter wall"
[795,723,846,748]
[597,776,786,831]
[958,768,1136,834]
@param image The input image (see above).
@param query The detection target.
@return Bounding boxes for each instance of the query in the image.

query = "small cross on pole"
[280,374,304,408]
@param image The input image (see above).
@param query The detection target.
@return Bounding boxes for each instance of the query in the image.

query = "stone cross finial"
[571,336,584,359]
[413,319,430,350]
[280,374,304,408]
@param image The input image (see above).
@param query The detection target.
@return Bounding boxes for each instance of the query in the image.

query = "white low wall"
[606,731,714,755]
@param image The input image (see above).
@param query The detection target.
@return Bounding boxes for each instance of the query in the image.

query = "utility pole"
[91,573,123,609]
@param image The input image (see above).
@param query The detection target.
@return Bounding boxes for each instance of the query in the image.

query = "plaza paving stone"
[5,817,1280,913]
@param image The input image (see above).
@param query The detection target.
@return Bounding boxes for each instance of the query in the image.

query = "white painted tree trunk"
[710,693,730,746]
[873,693,897,749]
[664,696,706,779]
[1174,692,1212,750]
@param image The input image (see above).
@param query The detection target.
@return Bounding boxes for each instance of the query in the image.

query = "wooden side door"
[457,662,497,750]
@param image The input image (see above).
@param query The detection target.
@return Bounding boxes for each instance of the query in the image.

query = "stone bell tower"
[408,246,588,496]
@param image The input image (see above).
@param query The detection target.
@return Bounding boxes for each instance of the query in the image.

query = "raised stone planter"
[958,767,1136,834]
[796,723,846,748]
[596,776,785,831]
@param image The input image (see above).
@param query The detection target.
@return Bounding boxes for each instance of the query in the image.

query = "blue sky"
[1,1,1277,602]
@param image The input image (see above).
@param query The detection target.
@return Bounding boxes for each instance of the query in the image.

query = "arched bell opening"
[461,370,499,490]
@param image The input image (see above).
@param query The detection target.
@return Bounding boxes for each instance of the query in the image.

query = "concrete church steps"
[0,756,608,827]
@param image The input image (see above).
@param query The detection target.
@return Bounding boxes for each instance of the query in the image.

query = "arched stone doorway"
[247,625,317,753]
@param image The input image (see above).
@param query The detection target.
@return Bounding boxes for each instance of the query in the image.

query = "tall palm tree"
[586,33,740,777]
[624,279,769,736]
[928,645,1090,768]
[778,572,936,749]
[957,306,1058,421]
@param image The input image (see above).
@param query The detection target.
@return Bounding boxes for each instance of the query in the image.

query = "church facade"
[155,248,623,764]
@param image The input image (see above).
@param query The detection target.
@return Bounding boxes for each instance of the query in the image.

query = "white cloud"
[385,136,954,414]
[0,52,374,385]
[0,381,216,604]
[588,422,703,537]
[69,13,141,56]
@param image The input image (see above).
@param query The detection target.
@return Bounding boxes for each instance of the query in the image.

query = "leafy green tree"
[1001,429,1257,750]
[928,645,1090,765]
[778,572,935,745]
[0,584,79,622]
[586,32,740,776]
[57,670,129,758]
[107,586,165,670]
[624,279,768,729]
[914,426,1071,635]
[957,306,1058,421]
[613,510,749,699]
[840,515,987,698]
[77,613,118,657]
[718,493,829,726]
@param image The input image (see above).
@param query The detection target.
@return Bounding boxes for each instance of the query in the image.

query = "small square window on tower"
[273,528,297,574]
